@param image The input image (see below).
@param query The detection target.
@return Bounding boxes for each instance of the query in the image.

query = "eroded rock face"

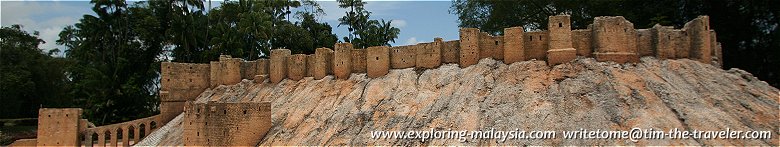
[155,57,778,146]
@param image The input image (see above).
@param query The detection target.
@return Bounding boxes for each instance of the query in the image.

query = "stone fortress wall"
[15,15,723,147]
[11,108,163,146]
[159,15,722,146]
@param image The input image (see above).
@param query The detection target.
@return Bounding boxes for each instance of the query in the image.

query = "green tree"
[56,0,161,125]
[338,0,400,49]
[0,25,72,119]
[206,0,273,59]
[450,0,779,88]
[298,12,338,50]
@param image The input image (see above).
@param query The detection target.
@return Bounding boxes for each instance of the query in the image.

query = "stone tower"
[546,15,577,65]
[592,16,639,63]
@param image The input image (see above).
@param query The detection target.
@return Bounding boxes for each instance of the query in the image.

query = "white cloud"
[391,19,406,28]
[2,1,89,56]
[404,37,418,45]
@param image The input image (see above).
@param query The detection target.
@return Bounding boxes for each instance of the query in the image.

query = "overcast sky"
[1,0,460,56]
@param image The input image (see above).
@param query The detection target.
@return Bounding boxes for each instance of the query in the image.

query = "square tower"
[333,43,353,79]
[37,108,82,146]
[314,48,333,79]
[546,15,577,65]
[684,16,712,63]
[592,16,639,63]
[459,28,480,67]
[503,26,525,64]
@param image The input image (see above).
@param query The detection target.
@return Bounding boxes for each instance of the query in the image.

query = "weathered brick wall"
[256,59,269,75]
[652,25,675,59]
[270,49,291,83]
[547,15,577,65]
[572,29,592,57]
[314,48,333,79]
[213,56,242,86]
[524,31,548,60]
[159,100,185,124]
[503,26,525,64]
[671,30,690,59]
[416,38,442,69]
[333,43,353,79]
[37,108,82,146]
[636,29,654,57]
[684,16,712,63]
[390,45,417,69]
[160,62,210,123]
[160,62,210,102]
[592,16,639,63]
[548,15,573,49]
[710,31,722,67]
[241,61,257,80]
[459,28,480,67]
[351,49,367,73]
[287,54,307,81]
[478,32,503,60]
[367,46,390,78]
[306,55,315,77]
[441,40,460,64]
[183,102,271,146]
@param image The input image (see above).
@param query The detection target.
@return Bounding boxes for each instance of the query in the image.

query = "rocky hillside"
[147,57,778,146]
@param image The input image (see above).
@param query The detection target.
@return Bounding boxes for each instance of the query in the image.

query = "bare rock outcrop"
[153,57,778,146]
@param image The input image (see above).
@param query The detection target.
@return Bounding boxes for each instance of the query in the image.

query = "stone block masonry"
[352,49,367,73]
[25,15,725,147]
[524,31,548,60]
[256,59,269,76]
[183,101,272,146]
[637,29,654,57]
[546,15,577,65]
[592,16,639,63]
[314,48,333,79]
[367,46,390,78]
[503,26,525,64]
[210,55,242,86]
[37,108,82,146]
[270,49,291,83]
[459,28,480,67]
[441,40,460,63]
[572,29,592,57]
[306,55,315,77]
[685,16,712,63]
[416,38,443,69]
[478,32,503,60]
[652,24,674,59]
[390,45,416,69]
[333,43,353,79]
[287,54,307,81]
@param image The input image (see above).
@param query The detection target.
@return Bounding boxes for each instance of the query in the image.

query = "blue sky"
[1,1,460,56]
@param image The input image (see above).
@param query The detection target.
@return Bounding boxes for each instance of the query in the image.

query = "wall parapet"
[182,101,272,146]
[15,108,161,147]
[158,15,722,97]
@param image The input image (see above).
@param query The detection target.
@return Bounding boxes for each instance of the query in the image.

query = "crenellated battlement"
[158,15,722,127]
[153,15,722,146]
[16,15,725,147]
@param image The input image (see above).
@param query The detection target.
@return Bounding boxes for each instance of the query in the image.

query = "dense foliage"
[0,25,72,118]
[1,0,399,125]
[337,0,401,49]
[450,0,779,87]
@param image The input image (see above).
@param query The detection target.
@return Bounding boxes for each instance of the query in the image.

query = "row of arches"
[80,120,158,147]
